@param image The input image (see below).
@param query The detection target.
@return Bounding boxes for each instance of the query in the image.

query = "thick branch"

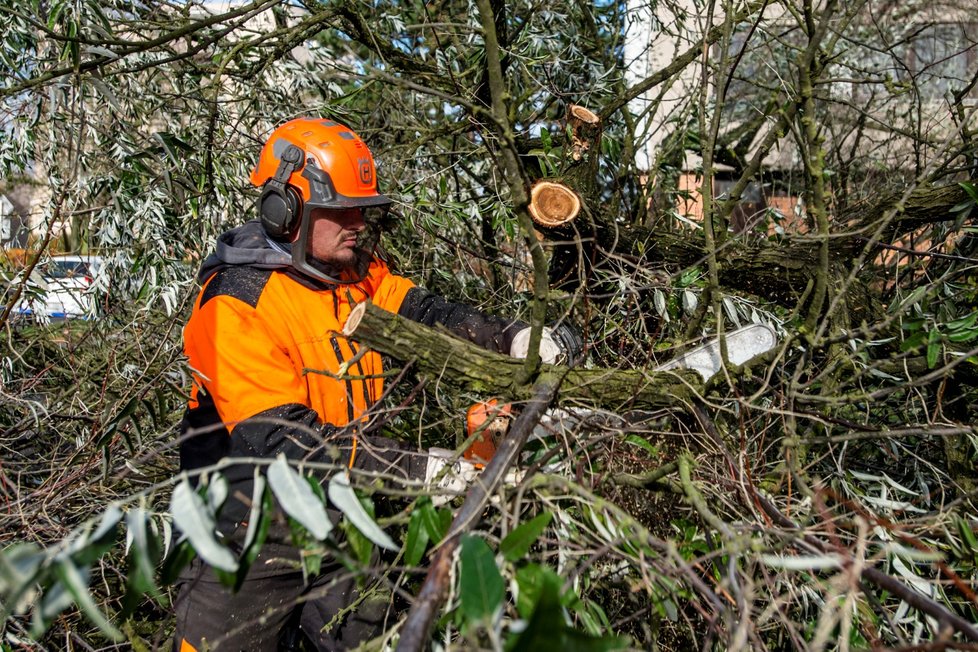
[528,181,580,227]
[540,182,972,306]
[840,182,974,237]
[342,302,701,410]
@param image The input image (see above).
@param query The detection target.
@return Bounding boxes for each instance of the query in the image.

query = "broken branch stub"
[344,301,367,336]
[567,104,601,163]
[569,104,599,125]
[528,180,580,227]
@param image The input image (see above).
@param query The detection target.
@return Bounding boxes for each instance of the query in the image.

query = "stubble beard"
[313,231,360,269]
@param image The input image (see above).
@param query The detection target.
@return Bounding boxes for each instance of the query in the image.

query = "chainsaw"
[462,323,779,464]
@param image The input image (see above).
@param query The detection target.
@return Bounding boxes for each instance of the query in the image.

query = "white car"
[12,254,107,321]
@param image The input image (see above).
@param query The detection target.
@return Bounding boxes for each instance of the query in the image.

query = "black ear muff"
[259,184,302,239]
[259,144,305,239]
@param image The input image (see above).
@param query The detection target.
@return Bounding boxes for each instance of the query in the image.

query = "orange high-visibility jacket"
[184,259,413,434]
[179,222,523,502]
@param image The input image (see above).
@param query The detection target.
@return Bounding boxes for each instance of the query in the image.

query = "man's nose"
[347,210,366,231]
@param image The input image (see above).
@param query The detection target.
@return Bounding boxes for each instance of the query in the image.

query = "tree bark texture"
[538,182,973,308]
[343,302,702,410]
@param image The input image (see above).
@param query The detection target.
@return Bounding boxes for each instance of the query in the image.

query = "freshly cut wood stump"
[528,180,580,227]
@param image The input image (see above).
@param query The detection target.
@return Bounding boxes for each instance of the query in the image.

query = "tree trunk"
[534,182,973,310]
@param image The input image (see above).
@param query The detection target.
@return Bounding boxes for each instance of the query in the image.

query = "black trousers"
[172,544,391,651]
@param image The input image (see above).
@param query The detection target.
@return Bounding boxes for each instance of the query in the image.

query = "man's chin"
[307,248,370,278]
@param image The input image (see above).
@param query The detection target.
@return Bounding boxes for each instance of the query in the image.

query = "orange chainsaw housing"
[464,400,512,466]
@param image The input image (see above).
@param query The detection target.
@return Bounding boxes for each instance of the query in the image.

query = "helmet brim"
[306,192,392,210]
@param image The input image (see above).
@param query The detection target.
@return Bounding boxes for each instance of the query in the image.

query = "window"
[906,23,977,99]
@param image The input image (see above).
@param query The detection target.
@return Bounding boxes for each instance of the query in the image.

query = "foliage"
[1,0,977,649]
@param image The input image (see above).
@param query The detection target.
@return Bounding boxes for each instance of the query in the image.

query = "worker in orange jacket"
[173,117,580,651]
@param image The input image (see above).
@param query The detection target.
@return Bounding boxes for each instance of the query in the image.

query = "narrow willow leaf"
[653,289,667,318]
[404,507,430,567]
[342,520,374,567]
[125,508,159,598]
[91,505,123,545]
[926,328,940,369]
[267,455,331,540]
[236,475,272,591]
[420,500,448,543]
[760,554,842,570]
[510,572,629,651]
[71,505,122,566]
[53,560,122,641]
[170,479,237,573]
[514,563,556,619]
[38,580,73,622]
[328,471,396,551]
[0,544,45,617]
[241,473,268,555]
[722,296,741,327]
[206,474,229,514]
[500,512,553,562]
[459,534,503,623]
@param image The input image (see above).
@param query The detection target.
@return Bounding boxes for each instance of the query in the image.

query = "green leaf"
[52,560,122,641]
[946,312,978,331]
[623,435,659,457]
[206,474,229,514]
[420,500,449,543]
[0,543,45,617]
[900,331,926,351]
[507,572,628,652]
[342,519,374,568]
[97,395,140,451]
[170,478,237,573]
[947,330,978,343]
[328,471,397,551]
[235,474,272,591]
[90,505,124,548]
[300,546,323,579]
[459,535,504,624]
[500,512,553,562]
[540,128,552,151]
[900,318,925,331]
[87,75,121,113]
[926,327,941,369]
[404,507,430,567]
[959,181,978,204]
[37,579,73,624]
[123,508,161,612]
[958,518,978,565]
[514,563,560,618]
[160,539,196,587]
[267,455,331,540]
[71,505,123,566]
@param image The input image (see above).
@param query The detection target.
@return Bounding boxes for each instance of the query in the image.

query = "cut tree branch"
[342,301,702,410]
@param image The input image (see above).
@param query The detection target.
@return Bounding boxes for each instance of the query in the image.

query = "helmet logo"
[358,157,374,185]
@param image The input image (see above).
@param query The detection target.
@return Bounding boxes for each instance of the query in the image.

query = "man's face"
[307,207,366,268]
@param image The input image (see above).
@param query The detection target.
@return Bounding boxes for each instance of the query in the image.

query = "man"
[173,117,578,651]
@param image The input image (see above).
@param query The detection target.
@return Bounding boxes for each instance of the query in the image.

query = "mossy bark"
[343,301,702,408]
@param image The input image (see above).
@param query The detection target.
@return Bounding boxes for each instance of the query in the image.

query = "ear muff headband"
[259,144,305,239]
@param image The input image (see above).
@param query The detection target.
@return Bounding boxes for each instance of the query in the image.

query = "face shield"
[292,203,393,285]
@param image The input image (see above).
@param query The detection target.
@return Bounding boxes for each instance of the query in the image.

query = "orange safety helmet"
[251,117,392,284]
